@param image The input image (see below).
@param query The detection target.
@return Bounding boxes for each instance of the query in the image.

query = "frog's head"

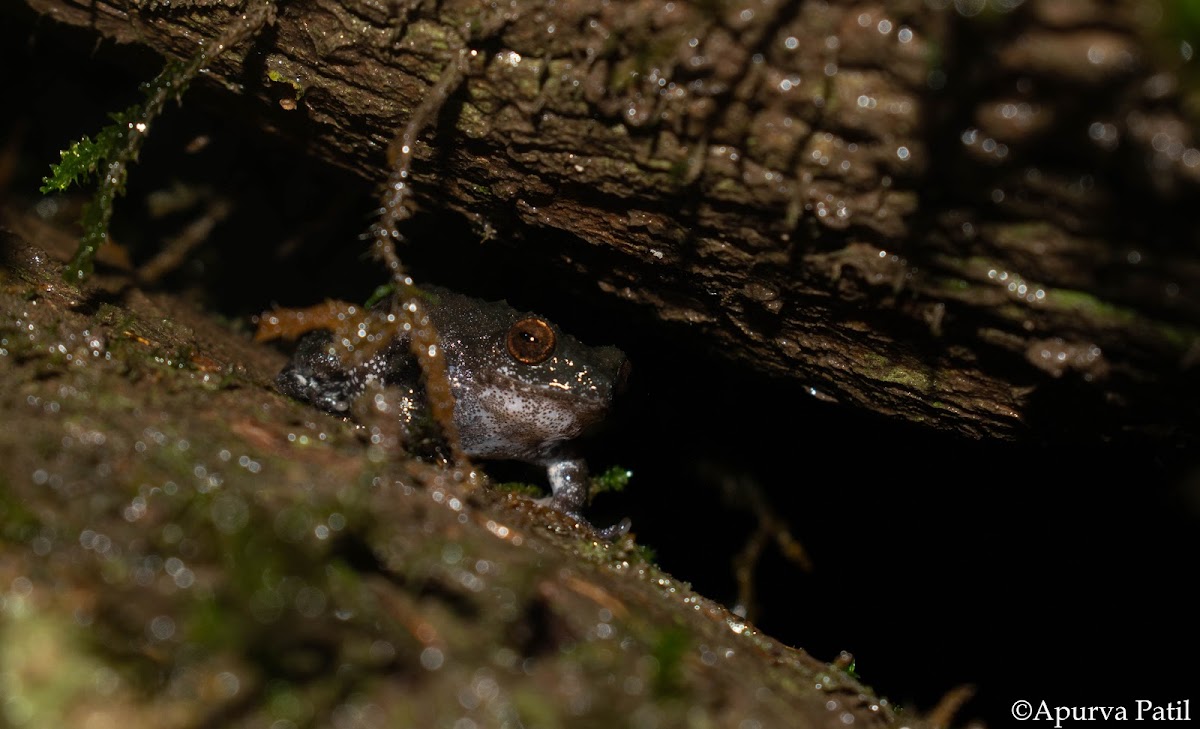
[427,289,629,461]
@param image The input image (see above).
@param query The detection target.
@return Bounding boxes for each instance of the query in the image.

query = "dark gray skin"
[275,286,629,533]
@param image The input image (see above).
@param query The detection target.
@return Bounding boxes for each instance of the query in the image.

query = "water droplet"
[204,494,244,536]
[149,615,175,641]
[420,646,445,671]
[295,586,327,618]
[954,0,986,17]
[215,671,240,697]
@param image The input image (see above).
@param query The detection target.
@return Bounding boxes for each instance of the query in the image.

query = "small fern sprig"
[41,63,188,281]
[41,1,277,282]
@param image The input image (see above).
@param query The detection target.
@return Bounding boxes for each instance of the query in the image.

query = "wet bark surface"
[0,227,899,728]
[3,1,1200,727]
[19,0,1200,443]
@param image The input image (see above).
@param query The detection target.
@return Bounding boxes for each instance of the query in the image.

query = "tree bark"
[0,229,899,729]
[22,0,1200,442]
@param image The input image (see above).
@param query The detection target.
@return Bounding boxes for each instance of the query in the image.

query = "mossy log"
[21,0,1200,441]
[0,229,904,728]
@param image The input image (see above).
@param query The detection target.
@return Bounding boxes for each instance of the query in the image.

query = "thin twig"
[369,46,473,283]
[368,43,476,470]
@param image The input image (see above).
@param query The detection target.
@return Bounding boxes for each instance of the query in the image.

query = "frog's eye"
[506,317,556,364]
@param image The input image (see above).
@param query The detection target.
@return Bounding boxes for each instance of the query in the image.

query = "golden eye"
[506,317,556,364]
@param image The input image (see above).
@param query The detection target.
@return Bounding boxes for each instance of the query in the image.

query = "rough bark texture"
[22,0,1200,442]
[0,228,903,728]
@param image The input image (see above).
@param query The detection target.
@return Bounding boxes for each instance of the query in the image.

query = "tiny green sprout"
[834,650,860,679]
[588,466,632,503]
[634,543,657,565]
[266,69,305,98]
[364,284,396,309]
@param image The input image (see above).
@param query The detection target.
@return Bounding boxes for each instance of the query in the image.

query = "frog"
[274,286,630,535]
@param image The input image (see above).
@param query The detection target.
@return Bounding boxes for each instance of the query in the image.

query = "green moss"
[862,352,889,370]
[573,538,614,563]
[510,687,562,727]
[0,326,34,365]
[634,543,658,565]
[991,220,1061,242]
[635,156,675,174]
[1160,1,1200,103]
[41,2,275,282]
[492,481,544,497]
[650,625,690,697]
[0,475,42,540]
[0,608,107,727]
[880,366,933,391]
[667,157,692,185]
[464,182,492,197]
[42,61,193,282]
[710,177,744,195]
[40,105,139,195]
[859,353,934,392]
[1045,288,1198,349]
[405,18,453,56]
[265,680,312,724]
[839,658,860,679]
[456,101,491,139]
[185,594,249,650]
[589,465,632,501]
[266,69,305,98]
[504,57,547,100]
[1044,288,1141,324]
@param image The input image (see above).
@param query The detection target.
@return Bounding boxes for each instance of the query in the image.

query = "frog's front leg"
[545,458,588,515]
[543,455,630,539]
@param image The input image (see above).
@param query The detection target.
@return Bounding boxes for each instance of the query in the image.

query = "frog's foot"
[541,458,631,540]
[534,495,631,540]
[594,516,632,541]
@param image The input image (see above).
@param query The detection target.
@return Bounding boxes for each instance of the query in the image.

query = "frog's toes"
[594,517,632,541]
[534,496,631,541]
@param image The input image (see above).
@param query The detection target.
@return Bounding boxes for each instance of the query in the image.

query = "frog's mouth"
[479,350,624,405]
[454,371,617,459]
[479,371,614,417]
